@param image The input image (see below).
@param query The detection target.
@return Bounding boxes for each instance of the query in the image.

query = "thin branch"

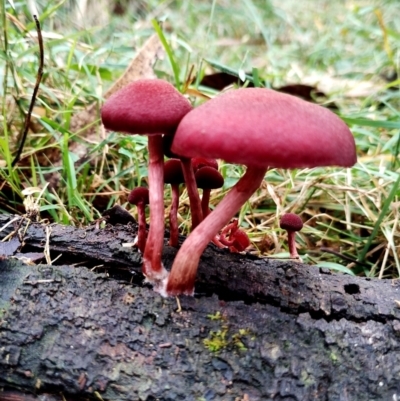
[11,14,44,167]
[320,247,370,268]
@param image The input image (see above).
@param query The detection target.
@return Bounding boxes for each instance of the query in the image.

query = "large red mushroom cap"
[101,79,192,134]
[172,88,356,168]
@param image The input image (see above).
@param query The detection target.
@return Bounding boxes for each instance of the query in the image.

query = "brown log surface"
[1,214,400,401]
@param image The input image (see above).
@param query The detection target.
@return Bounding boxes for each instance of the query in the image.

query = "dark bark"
[1,214,400,401]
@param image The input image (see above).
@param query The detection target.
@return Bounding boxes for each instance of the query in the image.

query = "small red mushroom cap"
[128,187,149,205]
[195,166,224,189]
[101,79,192,135]
[192,157,219,172]
[164,159,185,185]
[163,135,181,158]
[280,213,303,232]
[171,88,356,169]
[230,229,251,252]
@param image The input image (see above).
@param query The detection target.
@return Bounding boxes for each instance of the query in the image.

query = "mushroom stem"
[136,201,147,253]
[169,183,180,247]
[287,231,300,260]
[142,135,168,282]
[164,166,267,296]
[180,158,203,230]
[201,189,211,218]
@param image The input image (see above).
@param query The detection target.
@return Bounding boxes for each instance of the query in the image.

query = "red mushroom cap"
[128,187,149,205]
[231,229,251,252]
[280,213,303,232]
[171,88,356,168]
[192,157,219,172]
[195,166,224,189]
[162,134,181,158]
[101,79,192,135]
[164,159,184,185]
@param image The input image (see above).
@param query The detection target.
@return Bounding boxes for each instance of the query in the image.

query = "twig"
[0,216,21,234]
[11,14,44,167]
[320,247,370,268]
[44,225,52,265]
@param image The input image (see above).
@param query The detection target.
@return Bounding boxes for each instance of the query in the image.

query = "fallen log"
[0,214,400,400]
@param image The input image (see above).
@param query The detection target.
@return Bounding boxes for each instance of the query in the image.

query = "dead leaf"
[69,33,165,159]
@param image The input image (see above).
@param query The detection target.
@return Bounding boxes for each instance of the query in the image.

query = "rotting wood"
[1,214,400,400]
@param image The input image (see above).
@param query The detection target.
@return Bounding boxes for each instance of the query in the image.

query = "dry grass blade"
[11,14,44,167]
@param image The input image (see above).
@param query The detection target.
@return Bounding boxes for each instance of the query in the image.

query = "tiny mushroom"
[218,219,250,253]
[101,79,192,287]
[195,166,224,218]
[279,213,303,261]
[162,87,357,296]
[164,159,185,248]
[128,187,149,253]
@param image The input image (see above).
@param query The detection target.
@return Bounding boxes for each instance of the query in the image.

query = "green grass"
[0,0,399,278]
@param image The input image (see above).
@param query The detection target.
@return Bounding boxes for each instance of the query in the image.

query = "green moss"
[231,328,251,351]
[203,326,229,352]
[330,351,338,364]
[207,311,224,321]
[203,325,251,352]
[300,369,316,387]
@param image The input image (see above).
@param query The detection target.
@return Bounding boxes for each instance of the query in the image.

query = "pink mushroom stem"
[142,135,168,282]
[201,189,211,218]
[180,158,203,230]
[287,231,300,259]
[165,166,267,296]
[136,201,147,253]
[169,183,180,247]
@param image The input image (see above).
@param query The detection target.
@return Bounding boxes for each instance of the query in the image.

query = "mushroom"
[128,187,149,253]
[101,79,192,286]
[164,159,185,248]
[162,87,356,296]
[192,157,219,172]
[279,213,303,261]
[218,219,250,253]
[195,166,224,218]
[163,135,203,230]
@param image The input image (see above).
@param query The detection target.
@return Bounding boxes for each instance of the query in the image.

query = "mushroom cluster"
[101,81,357,297]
